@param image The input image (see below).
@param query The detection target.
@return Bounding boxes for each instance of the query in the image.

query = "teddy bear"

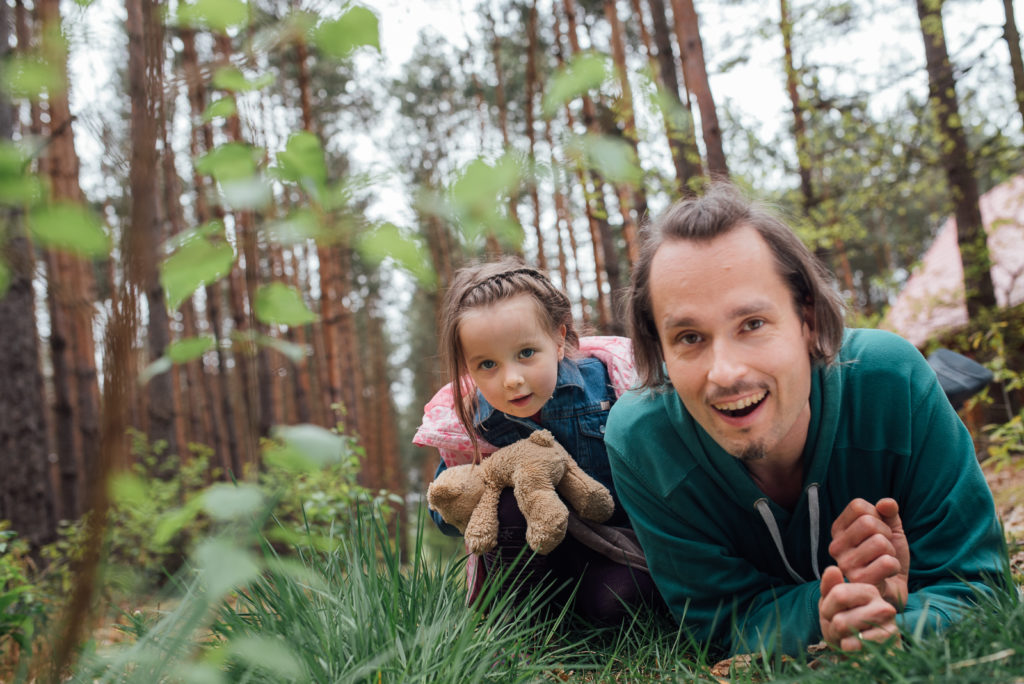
[426,429,615,555]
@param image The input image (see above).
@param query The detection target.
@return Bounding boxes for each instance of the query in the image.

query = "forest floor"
[984,459,1024,577]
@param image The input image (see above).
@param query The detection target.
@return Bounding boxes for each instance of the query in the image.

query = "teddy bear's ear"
[529,429,554,447]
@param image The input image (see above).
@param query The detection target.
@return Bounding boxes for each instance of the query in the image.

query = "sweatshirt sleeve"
[895,358,1009,632]
[608,440,824,655]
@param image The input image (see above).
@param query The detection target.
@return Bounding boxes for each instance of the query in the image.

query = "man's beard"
[735,442,767,462]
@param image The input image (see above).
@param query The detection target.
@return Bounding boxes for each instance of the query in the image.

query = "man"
[605,183,1007,655]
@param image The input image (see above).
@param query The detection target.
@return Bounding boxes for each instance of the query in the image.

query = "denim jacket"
[429,355,623,536]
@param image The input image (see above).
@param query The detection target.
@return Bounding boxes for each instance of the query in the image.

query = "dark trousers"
[482,489,660,624]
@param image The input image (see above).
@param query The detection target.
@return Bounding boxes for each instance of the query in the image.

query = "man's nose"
[707,338,747,387]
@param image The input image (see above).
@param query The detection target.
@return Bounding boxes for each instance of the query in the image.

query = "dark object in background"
[927,348,994,410]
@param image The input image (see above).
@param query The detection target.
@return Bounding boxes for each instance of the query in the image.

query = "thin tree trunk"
[915,0,997,317]
[181,28,240,477]
[669,0,728,178]
[0,0,55,549]
[647,0,702,192]
[127,0,178,464]
[525,0,548,271]
[780,0,814,212]
[604,0,644,262]
[488,15,520,256]
[39,0,102,501]
[1003,0,1024,131]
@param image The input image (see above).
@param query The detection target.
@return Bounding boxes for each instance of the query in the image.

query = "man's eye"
[479,360,496,370]
[744,319,765,332]
[519,348,536,359]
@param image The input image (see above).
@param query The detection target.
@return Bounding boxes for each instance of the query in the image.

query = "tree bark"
[669,0,728,178]
[127,0,178,464]
[647,0,703,192]
[780,0,814,212]
[0,0,55,549]
[525,0,548,271]
[1003,0,1024,132]
[915,0,997,317]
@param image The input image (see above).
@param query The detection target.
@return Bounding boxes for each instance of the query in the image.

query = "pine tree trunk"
[0,0,55,547]
[1003,0,1024,132]
[647,0,702,192]
[915,0,997,317]
[181,29,240,477]
[669,0,728,178]
[39,0,102,499]
[525,0,548,271]
[127,0,178,465]
[780,0,814,212]
[488,17,521,256]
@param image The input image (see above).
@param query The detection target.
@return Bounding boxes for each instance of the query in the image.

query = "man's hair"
[439,256,578,459]
[625,182,846,389]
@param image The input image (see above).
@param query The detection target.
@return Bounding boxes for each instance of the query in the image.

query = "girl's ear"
[557,324,567,361]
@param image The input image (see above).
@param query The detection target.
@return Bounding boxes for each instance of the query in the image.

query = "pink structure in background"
[883,175,1024,347]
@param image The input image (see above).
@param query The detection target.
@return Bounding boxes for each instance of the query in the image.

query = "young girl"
[413,257,658,623]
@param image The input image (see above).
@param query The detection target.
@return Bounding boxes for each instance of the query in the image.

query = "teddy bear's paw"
[525,518,567,555]
[465,528,497,555]
[574,491,615,522]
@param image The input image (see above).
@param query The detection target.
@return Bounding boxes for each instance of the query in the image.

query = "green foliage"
[357,223,436,288]
[253,283,317,327]
[565,133,643,187]
[27,202,110,256]
[202,97,237,122]
[0,524,41,652]
[211,67,274,94]
[541,51,610,118]
[311,6,381,59]
[176,0,250,33]
[160,222,235,310]
[0,55,64,98]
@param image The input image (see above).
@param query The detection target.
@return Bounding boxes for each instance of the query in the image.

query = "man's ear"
[801,304,816,351]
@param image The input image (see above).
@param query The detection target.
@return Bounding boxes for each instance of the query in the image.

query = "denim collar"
[474,356,585,427]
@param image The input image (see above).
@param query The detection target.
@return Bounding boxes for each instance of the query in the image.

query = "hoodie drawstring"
[753,482,822,583]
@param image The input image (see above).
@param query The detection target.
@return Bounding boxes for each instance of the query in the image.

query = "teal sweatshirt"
[606,329,1007,655]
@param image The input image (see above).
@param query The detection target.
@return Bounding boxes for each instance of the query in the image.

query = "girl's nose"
[503,369,524,390]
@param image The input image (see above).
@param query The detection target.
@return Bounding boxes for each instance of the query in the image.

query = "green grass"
[65,505,1024,683]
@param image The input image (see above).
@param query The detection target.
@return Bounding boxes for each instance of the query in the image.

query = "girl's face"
[458,294,566,419]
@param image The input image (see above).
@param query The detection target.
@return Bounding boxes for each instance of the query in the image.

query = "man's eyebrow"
[662,300,777,329]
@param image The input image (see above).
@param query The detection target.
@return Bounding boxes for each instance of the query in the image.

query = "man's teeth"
[713,391,767,412]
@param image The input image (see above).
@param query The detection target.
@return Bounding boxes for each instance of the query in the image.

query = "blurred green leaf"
[28,202,109,256]
[0,142,43,206]
[357,222,436,288]
[0,56,64,98]
[265,424,349,471]
[254,282,317,326]
[221,177,272,210]
[154,497,204,546]
[167,336,215,363]
[312,6,380,58]
[161,235,235,310]
[257,333,308,364]
[228,636,304,680]
[195,142,260,182]
[109,472,149,509]
[273,131,327,190]
[566,133,643,186]
[263,209,322,245]
[177,0,249,32]
[0,260,9,298]
[202,97,237,122]
[212,66,274,93]
[202,483,264,522]
[138,356,173,385]
[542,51,609,118]
[195,538,261,597]
[169,664,225,684]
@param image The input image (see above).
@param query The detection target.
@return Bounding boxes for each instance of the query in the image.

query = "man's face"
[649,224,814,463]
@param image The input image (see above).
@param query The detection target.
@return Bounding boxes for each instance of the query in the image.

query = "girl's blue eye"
[480,360,496,370]
[519,348,535,359]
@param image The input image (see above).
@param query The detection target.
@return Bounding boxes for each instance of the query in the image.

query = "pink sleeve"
[579,336,637,397]
[412,379,497,467]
